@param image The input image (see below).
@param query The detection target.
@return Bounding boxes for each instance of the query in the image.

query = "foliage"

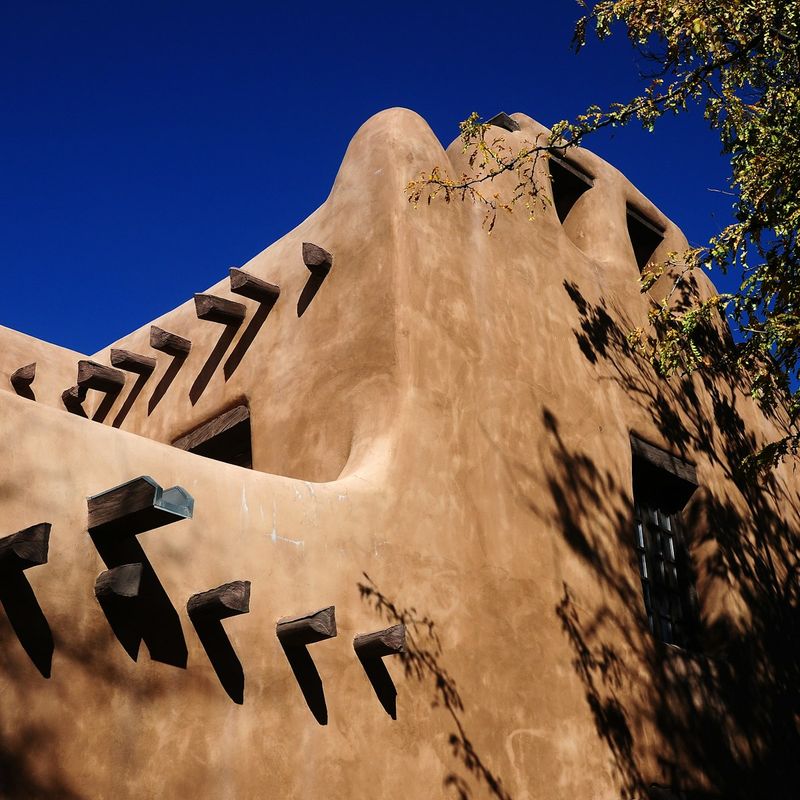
[406,0,800,470]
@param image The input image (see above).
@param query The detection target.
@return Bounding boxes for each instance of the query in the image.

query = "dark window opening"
[485,112,520,132]
[549,155,593,223]
[173,404,252,468]
[626,205,664,271]
[631,436,698,648]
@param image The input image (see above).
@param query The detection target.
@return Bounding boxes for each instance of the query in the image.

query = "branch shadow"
[0,569,53,678]
[358,574,513,799]
[112,372,151,428]
[191,617,245,703]
[223,300,275,380]
[535,278,800,798]
[148,354,187,415]
[189,324,239,405]
[279,642,328,725]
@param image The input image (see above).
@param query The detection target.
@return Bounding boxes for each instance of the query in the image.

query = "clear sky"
[1,1,733,354]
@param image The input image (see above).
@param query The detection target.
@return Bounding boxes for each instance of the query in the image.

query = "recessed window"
[173,404,252,468]
[485,112,520,132]
[548,155,593,223]
[631,435,698,647]
[626,205,664,271]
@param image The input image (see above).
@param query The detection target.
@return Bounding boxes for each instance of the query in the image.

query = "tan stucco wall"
[0,109,797,800]
[0,325,86,409]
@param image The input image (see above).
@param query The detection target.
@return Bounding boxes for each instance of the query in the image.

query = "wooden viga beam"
[62,384,87,413]
[194,294,246,325]
[150,325,192,356]
[95,563,142,601]
[0,523,51,571]
[87,476,194,537]
[77,360,126,394]
[276,606,336,647]
[353,624,406,659]
[229,268,280,303]
[110,349,157,375]
[10,362,35,392]
[187,580,250,621]
[302,242,333,276]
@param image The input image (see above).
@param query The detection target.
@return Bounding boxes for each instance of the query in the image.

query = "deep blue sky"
[1,1,733,354]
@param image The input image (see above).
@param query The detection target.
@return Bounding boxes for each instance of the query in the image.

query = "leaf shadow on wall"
[515,279,800,800]
[358,574,513,800]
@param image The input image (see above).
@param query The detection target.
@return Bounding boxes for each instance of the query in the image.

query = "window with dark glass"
[631,435,699,647]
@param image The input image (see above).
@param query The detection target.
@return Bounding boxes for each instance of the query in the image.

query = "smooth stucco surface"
[0,109,797,800]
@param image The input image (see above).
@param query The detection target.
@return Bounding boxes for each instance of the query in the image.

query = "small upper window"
[626,205,664,271]
[549,155,593,224]
[631,435,698,647]
[173,404,252,468]
[485,111,520,132]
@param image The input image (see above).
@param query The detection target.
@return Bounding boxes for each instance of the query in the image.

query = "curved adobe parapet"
[85,108,450,484]
[72,106,732,489]
[3,107,736,485]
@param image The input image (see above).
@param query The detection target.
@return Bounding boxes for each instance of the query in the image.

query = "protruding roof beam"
[77,360,125,393]
[94,563,142,600]
[110,349,157,375]
[10,363,36,392]
[229,268,280,303]
[87,475,194,537]
[276,606,336,647]
[0,523,51,570]
[150,325,192,356]
[188,580,251,621]
[62,384,87,413]
[302,243,333,276]
[194,294,246,325]
[353,624,406,659]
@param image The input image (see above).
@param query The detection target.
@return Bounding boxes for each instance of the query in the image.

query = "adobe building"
[0,109,797,800]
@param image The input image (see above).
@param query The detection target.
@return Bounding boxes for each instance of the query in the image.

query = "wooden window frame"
[630,435,699,648]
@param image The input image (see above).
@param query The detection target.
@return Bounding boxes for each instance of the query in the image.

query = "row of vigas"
[6,241,333,421]
[1,474,404,718]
